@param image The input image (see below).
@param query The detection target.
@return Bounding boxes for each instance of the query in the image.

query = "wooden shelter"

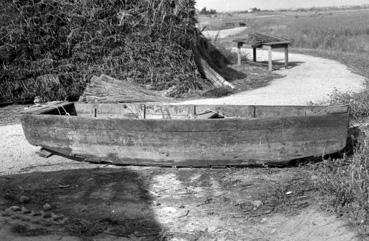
[234,32,291,71]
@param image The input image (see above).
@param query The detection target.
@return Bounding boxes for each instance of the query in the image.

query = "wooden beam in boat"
[73,103,348,120]
[36,148,54,158]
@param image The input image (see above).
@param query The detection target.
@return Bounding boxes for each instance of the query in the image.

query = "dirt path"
[181,48,366,105]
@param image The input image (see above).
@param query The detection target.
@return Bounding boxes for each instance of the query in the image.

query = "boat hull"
[21,103,349,166]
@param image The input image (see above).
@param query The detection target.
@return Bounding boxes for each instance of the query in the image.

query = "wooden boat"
[21,101,350,167]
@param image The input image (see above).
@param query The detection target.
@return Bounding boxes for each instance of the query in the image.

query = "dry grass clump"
[0,0,204,102]
[312,144,369,234]
[311,85,369,235]
[327,86,369,121]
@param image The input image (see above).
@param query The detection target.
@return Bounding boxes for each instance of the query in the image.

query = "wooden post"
[142,104,146,119]
[284,45,289,69]
[237,42,243,65]
[267,46,272,71]
[253,47,257,62]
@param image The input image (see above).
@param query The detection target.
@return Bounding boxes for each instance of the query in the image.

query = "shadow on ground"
[0,168,164,240]
[248,60,305,71]
[0,163,359,240]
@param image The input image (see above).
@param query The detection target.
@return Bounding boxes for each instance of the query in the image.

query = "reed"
[0,0,205,102]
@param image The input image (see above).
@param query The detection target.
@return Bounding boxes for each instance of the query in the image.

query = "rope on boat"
[56,106,61,115]
[57,105,70,116]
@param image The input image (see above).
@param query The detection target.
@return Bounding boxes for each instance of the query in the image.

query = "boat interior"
[24,101,350,120]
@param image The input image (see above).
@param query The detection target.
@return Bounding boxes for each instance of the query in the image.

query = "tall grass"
[285,14,369,53]
[244,10,369,54]
[313,143,369,234]
[311,86,369,235]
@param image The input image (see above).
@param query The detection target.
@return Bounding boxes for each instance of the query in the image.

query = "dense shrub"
[0,0,204,102]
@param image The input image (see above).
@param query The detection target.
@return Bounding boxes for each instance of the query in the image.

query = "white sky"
[196,0,369,11]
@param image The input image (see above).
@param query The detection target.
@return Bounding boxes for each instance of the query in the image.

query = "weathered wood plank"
[39,138,344,167]
[75,103,147,118]
[26,122,346,149]
[23,112,348,132]
[74,103,348,120]
[36,148,54,158]
[255,105,349,118]
[199,57,235,89]
[284,46,289,68]
[237,42,243,65]
[263,41,290,47]
[267,46,273,71]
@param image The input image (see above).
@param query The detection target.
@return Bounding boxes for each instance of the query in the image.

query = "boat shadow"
[0,168,164,240]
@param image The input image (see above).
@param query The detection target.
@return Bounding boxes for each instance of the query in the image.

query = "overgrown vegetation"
[310,86,369,235]
[0,0,205,102]
[312,144,369,235]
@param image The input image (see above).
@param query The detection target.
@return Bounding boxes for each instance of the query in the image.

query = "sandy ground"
[202,27,247,39]
[180,48,366,105]
[0,49,366,240]
[0,124,100,176]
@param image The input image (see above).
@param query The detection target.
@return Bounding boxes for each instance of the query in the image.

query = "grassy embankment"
[245,9,369,235]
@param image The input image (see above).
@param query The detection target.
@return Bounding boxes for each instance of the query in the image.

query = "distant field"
[199,8,369,54]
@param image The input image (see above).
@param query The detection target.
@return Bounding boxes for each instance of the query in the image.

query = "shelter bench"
[233,39,291,71]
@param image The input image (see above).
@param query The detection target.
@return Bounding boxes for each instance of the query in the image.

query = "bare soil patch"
[0,167,359,241]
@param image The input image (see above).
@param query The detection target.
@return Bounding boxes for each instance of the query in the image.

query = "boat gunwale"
[21,108,350,123]
[21,101,350,120]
